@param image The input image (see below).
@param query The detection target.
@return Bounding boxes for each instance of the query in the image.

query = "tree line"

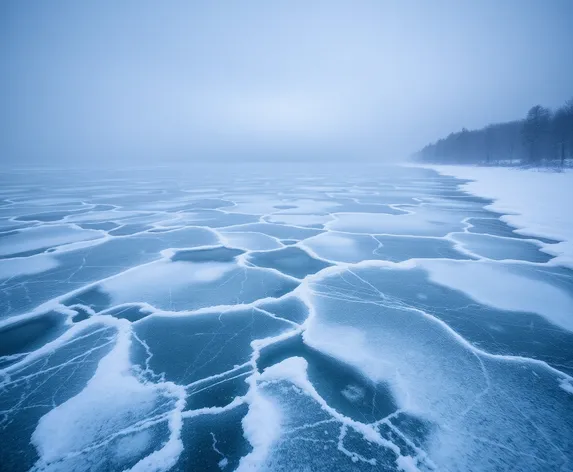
[413,98,573,166]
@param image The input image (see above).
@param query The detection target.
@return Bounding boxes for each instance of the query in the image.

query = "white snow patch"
[0,254,59,279]
[325,209,462,237]
[101,260,233,303]
[396,455,421,472]
[236,390,282,472]
[259,355,310,385]
[31,317,186,471]
[560,378,573,394]
[0,225,104,257]
[219,231,283,251]
[420,259,573,332]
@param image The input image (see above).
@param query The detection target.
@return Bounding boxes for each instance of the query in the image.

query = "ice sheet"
[1,164,572,471]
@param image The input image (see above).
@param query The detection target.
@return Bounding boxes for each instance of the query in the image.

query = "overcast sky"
[2,0,572,164]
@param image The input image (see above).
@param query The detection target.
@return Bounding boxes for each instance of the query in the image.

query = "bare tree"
[413,99,572,168]
[522,105,551,164]
[552,99,573,166]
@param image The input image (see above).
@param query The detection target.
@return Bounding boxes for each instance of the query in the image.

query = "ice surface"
[0,322,117,469]
[0,311,68,358]
[450,232,553,262]
[266,213,334,227]
[31,317,185,472]
[133,307,291,386]
[0,225,105,257]
[325,206,467,236]
[246,246,331,279]
[219,231,283,251]
[303,264,573,471]
[175,405,250,471]
[302,231,469,263]
[221,222,323,240]
[99,252,298,312]
[1,164,572,472]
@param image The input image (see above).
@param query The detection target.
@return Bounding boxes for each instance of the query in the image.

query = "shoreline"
[408,163,573,269]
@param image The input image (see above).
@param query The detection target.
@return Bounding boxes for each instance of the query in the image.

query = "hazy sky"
[2,0,572,164]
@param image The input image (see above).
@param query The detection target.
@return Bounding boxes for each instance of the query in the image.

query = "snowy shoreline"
[411,164,573,268]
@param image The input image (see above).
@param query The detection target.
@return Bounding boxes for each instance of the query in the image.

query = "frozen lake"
[1,164,572,471]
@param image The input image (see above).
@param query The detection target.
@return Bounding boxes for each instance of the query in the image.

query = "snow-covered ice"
[1,164,572,472]
[417,164,573,268]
